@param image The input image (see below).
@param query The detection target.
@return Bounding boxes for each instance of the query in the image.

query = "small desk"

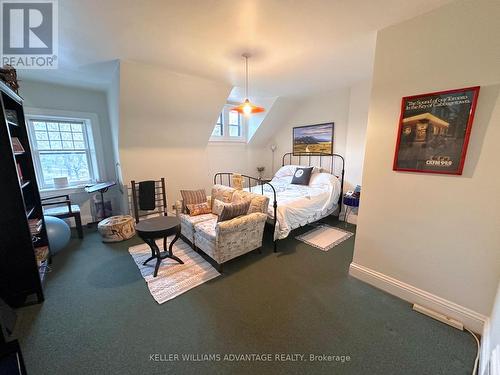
[84,181,116,221]
[135,216,183,277]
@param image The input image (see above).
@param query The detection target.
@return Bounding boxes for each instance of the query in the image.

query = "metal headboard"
[213,173,278,251]
[281,152,345,214]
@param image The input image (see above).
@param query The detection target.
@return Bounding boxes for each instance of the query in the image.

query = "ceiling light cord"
[245,55,249,99]
[231,53,265,115]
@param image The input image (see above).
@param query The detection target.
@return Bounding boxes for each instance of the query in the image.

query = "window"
[228,110,241,137]
[212,113,223,137]
[210,104,245,142]
[27,116,100,190]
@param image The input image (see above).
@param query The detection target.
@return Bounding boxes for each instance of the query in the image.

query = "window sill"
[39,185,87,195]
[209,138,247,144]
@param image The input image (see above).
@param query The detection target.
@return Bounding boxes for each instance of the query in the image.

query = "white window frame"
[209,104,246,143]
[25,108,106,192]
[213,112,224,137]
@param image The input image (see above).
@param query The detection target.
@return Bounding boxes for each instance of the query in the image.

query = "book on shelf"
[16,162,23,182]
[28,218,42,235]
[11,137,24,153]
[34,246,49,267]
[5,109,18,125]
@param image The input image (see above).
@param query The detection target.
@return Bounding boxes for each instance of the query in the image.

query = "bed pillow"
[291,167,314,185]
[274,165,299,178]
[217,201,251,222]
[274,164,322,178]
[180,189,207,213]
[247,195,270,214]
[271,175,294,184]
[309,172,338,187]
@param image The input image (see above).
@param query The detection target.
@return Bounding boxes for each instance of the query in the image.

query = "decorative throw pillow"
[247,195,270,214]
[180,189,207,213]
[231,173,244,190]
[211,185,234,204]
[217,201,251,223]
[231,190,252,205]
[212,199,226,216]
[232,189,269,214]
[186,202,211,216]
[291,167,314,185]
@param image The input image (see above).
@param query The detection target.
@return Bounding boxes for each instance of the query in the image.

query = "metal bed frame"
[214,152,345,252]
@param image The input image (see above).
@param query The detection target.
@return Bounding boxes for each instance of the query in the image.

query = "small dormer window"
[210,104,245,142]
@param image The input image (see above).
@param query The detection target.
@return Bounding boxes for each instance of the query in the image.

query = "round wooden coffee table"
[135,216,183,277]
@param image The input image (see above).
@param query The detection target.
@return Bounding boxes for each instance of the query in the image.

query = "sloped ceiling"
[119,60,232,148]
[19,0,452,97]
[249,97,300,147]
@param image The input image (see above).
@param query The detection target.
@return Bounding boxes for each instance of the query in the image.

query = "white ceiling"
[19,0,452,97]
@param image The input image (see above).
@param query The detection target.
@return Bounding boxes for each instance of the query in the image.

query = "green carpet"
[12,217,476,374]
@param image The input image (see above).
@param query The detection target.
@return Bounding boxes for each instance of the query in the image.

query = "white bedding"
[247,169,341,240]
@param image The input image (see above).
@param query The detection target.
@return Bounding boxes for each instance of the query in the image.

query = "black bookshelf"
[0,81,49,307]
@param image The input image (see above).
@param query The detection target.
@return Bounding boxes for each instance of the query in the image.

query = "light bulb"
[243,103,252,115]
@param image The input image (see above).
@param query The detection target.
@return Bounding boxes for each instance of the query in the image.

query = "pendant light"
[232,53,265,115]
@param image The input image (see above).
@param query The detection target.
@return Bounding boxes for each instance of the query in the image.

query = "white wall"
[20,80,118,224]
[118,60,272,207]
[352,0,500,328]
[106,62,121,181]
[343,80,372,223]
[270,88,351,178]
[345,80,371,191]
[106,62,125,212]
[247,97,278,142]
[267,83,371,216]
[482,281,500,375]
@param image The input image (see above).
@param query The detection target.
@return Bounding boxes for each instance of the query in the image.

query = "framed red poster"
[393,86,480,175]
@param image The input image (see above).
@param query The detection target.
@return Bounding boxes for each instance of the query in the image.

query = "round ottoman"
[98,215,136,243]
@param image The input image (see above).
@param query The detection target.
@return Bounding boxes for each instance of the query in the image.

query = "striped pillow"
[180,189,207,214]
[217,201,251,223]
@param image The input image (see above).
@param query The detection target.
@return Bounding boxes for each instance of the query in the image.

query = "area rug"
[296,224,353,251]
[128,237,220,304]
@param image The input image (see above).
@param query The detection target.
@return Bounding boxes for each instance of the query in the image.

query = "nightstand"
[343,194,360,224]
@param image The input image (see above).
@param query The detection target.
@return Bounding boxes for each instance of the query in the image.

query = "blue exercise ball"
[44,216,71,254]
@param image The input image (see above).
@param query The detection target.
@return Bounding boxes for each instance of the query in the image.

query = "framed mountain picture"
[293,122,334,155]
[393,86,480,175]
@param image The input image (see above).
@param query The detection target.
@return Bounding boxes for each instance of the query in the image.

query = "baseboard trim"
[349,262,487,333]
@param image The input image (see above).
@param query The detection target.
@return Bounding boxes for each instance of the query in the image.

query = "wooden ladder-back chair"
[129,178,167,223]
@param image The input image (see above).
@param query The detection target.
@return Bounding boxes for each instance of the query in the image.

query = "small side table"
[135,216,184,277]
[343,195,360,225]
